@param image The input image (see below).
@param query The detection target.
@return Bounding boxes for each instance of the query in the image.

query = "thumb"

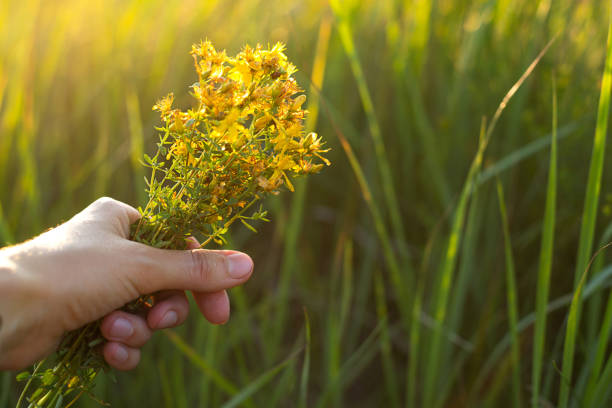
[126,243,254,295]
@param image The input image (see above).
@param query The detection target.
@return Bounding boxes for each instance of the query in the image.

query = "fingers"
[101,310,147,370]
[103,342,141,371]
[101,295,188,371]
[100,311,152,347]
[149,289,230,326]
[185,237,231,325]
[79,197,141,238]
[127,245,254,295]
[193,290,230,324]
[147,291,190,330]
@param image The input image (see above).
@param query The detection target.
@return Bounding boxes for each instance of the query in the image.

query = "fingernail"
[158,311,178,328]
[114,344,129,362]
[110,318,134,338]
[227,253,253,279]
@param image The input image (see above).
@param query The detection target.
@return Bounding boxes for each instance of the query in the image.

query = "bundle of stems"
[16,40,329,408]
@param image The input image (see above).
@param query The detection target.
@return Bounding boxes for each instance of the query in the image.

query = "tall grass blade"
[0,198,14,244]
[558,4,612,405]
[126,87,146,206]
[587,339,612,407]
[316,322,384,408]
[496,180,523,408]
[388,0,449,205]
[157,360,175,408]
[0,66,7,113]
[299,308,311,408]
[374,270,400,408]
[1,371,10,407]
[339,240,354,335]
[585,221,612,346]
[270,14,331,358]
[323,100,407,314]
[558,243,612,407]
[531,76,558,405]
[472,262,612,397]
[584,290,612,405]
[407,275,424,407]
[423,118,486,408]
[162,331,240,399]
[407,219,442,407]
[220,349,302,408]
[423,39,553,407]
[14,85,41,233]
[389,3,450,207]
[445,183,482,350]
[433,185,483,405]
[477,120,581,186]
[324,235,353,407]
[583,226,612,404]
[330,0,412,272]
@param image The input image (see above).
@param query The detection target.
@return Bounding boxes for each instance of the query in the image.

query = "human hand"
[0,197,253,371]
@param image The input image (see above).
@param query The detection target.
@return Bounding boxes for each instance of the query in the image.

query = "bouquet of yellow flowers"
[17,40,329,408]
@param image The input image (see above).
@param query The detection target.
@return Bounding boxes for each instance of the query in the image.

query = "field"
[2,0,612,406]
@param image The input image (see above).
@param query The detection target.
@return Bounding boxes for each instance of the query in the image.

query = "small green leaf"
[88,338,104,348]
[240,218,258,233]
[16,371,30,381]
[42,370,56,386]
[30,387,44,401]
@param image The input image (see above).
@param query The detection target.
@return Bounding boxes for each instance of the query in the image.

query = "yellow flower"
[230,60,253,86]
[154,40,329,238]
[217,108,241,133]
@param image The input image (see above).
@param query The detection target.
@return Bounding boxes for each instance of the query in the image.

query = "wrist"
[0,245,45,370]
[0,249,19,368]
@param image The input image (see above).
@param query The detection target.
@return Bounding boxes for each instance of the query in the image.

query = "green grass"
[3,0,612,406]
[330,0,413,277]
[496,180,522,408]
[559,3,612,406]
[531,76,558,406]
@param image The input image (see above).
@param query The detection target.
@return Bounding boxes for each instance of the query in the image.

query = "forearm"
[0,247,22,369]
[0,245,48,370]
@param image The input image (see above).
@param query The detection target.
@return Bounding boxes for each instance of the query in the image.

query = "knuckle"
[93,198,139,231]
[189,250,211,284]
[94,196,118,209]
[90,197,122,218]
[189,250,225,286]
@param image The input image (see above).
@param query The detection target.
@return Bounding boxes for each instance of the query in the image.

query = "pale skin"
[0,197,254,371]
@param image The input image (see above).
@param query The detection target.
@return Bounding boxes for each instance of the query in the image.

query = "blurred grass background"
[2,0,612,406]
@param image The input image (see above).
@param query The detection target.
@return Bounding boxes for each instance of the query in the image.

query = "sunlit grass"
[3,0,612,407]
[531,76,558,406]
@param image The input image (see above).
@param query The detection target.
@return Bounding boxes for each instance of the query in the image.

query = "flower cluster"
[134,41,329,248]
[18,41,328,408]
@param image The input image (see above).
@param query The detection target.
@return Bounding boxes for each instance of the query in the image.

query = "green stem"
[16,359,46,408]
[199,197,260,248]
[64,390,85,408]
